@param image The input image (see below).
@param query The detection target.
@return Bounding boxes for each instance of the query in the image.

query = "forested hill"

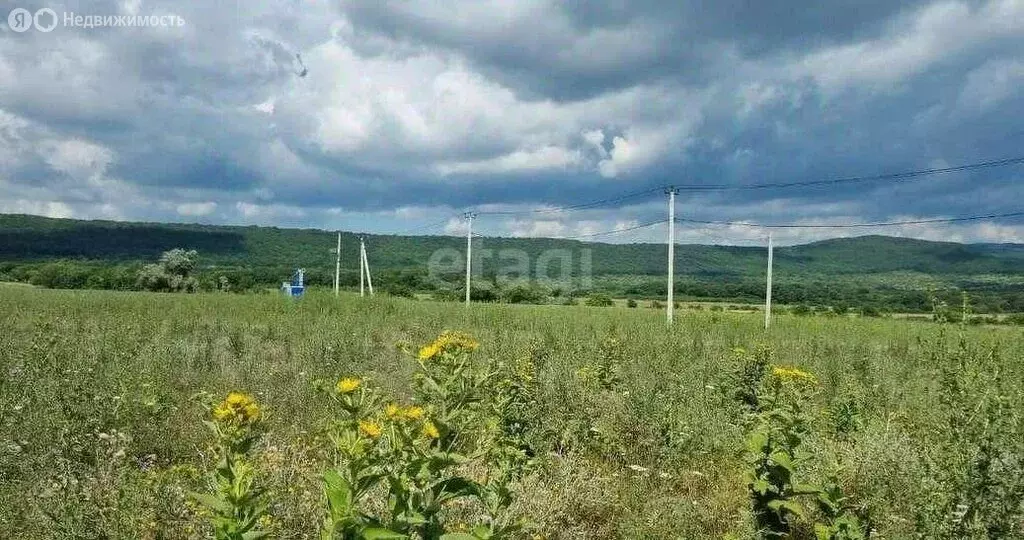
[2,213,1023,278]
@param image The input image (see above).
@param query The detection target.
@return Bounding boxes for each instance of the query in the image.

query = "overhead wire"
[462,154,1024,221]
[380,155,1024,239]
[473,186,665,216]
[391,215,459,236]
[673,156,1024,192]
[675,211,1024,229]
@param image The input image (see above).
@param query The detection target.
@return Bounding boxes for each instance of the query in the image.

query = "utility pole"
[464,212,475,306]
[334,232,341,297]
[362,239,374,296]
[666,187,678,325]
[765,232,774,330]
[359,237,365,298]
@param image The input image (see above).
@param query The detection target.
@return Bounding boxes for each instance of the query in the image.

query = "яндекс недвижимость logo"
[8,7,58,32]
[7,7,183,32]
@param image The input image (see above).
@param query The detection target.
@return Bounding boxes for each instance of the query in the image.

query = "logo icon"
[7,8,32,32]
[34,8,57,32]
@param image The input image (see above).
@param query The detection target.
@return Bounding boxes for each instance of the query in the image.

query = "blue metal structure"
[281,268,305,297]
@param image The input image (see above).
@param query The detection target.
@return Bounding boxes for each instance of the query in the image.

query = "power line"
[674,156,1024,192]
[469,155,1024,217]
[466,219,667,241]
[474,186,664,216]
[392,215,458,236]
[676,211,1024,229]
[460,210,1024,241]
[557,219,668,240]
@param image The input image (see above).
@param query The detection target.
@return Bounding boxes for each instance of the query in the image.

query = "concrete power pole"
[666,188,678,325]
[359,237,365,298]
[464,212,475,306]
[334,232,341,297]
[765,232,774,330]
[362,239,374,296]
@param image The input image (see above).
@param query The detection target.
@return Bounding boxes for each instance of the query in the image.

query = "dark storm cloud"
[341,0,936,100]
[0,0,1022,243]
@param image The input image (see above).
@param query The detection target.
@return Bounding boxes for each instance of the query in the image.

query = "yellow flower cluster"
[417,331,479,361]
[336,377,362,394]
[772,366,818,384]
[403,405,425,421]
[212,392,261,425]
[382,403,433,440]
[358,420,383,439]
[421,420,440,439]
[387,403,425,420]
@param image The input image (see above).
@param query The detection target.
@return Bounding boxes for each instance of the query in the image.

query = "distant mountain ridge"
[1,214,1023,278]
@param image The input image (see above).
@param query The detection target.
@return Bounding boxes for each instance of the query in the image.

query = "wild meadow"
[1,285,1023,539]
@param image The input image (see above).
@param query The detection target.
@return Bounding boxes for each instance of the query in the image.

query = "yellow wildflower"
[335,377,361,394]
[772,366,817,384]
[402,406,425,421]
[384,403,402,419]
[212,392,260,425]
[417,342,442,361]
[358,420,383,439]
[422,420,440,439]
[417,331,479,361]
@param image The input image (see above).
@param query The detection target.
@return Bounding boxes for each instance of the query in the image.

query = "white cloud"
[40,139,114,181]
[795,0,1024,94]
[234,202,307,222]
[436,146,582,176]
[957,58,1024,112]
[176,202,218,217]
[0,200,74,219]
[443,216,468,235]
[506,219,568,238]
[253,99,276,114]
[597,127,677,179]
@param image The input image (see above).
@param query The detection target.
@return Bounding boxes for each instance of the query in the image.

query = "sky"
[1,0,1023,246]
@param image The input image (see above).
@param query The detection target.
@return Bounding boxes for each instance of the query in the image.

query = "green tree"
[137,249,199,292]
[585,294,614,307]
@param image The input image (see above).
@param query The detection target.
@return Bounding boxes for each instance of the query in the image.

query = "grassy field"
[1,286,1023,538]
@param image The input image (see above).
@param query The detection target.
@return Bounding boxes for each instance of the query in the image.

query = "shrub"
[792,304,813,316]
[500,282,547,304]
[431,288,460,302]
[626,299,638,308]
[585,294,614,307]
[860,306,881,317]
[384,283,416,298]
[137,249,199,293]
[1005,313,1024,326]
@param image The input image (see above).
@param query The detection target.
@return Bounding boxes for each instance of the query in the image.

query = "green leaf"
[768,450,794,472]
[766,499,806,519]
[432,476,481,504]
[361,527,408,539]
[323,470,354,518]
[191,492,232,513]
[746,430,769,453]
[439,534,478,540]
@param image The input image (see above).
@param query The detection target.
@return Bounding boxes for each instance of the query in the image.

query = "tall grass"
[1,285,1022,538]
